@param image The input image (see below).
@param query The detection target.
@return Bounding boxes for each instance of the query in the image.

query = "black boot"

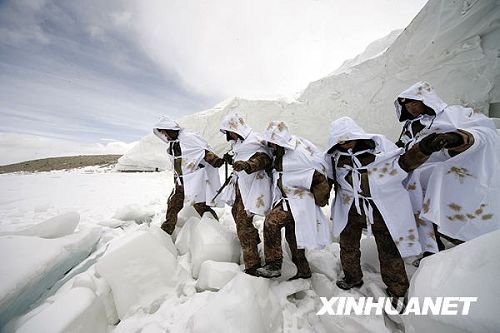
[257,261,282,278]
[385,288,407,314]
[244,265,261,277]
[336,277,363,290]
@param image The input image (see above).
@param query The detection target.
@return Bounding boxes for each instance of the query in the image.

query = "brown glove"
[418,133,446,155]
[233,161,251,173]
[311,171,331,207]
[438,132,464,148]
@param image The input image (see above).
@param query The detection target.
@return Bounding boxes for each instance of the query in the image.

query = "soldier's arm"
[398,129,474,172]
[310,170,331,207]
[204,150,224,167]
[398,144,431,173]
[246,152,272,173]
[446,129,474,157]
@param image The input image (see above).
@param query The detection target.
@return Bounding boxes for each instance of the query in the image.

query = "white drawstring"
[169,140,183,190]
[337,148,375,235]
[403,114,437,149]
[280,198,290,211]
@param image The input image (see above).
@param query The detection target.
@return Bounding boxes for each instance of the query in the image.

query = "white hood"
[153,116,182,131]
[219,113,252,139]
[394,81,448,121]
[262,121,297,150]
[327,117,384,154]
[153,116,182,144]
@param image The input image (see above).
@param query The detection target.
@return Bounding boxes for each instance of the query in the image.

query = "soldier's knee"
[265,209,284,226]
[340,240,360,252]
[264,219,281,232]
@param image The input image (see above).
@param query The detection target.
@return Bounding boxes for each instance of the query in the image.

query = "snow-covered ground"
[0,166,169,232]
[1,166,499,332]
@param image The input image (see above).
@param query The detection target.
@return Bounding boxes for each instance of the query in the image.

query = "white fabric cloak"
[219,113,273,216]
[395,82,500,251]
[153,117,222,207]
[263,121,331,250]
[326,117,422,258]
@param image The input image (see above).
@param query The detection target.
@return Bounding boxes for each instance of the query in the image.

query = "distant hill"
[0,155,121,174]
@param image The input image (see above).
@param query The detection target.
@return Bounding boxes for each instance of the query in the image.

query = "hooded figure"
[326,117,419,297]
[395,82,500,256]
[218,113,273,276]
[153,116,224,234]
[257,121,331,280]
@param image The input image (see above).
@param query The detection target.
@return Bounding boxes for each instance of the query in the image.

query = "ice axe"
[213,170,234,202]
[221,151,234,182]
[213,151,234,201]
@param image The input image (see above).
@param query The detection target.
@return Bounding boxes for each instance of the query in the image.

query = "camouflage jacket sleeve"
[310,170,331,207]
[447,129,474,157]
[398,129,475,172]
[204,150,224,167]
[247,152,272,173]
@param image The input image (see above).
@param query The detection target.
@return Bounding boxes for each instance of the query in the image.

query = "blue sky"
[0,0,217,144]
[0,0,427,164]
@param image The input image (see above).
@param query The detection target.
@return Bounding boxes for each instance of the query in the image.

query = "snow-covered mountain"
[118,0,500,171]
[330,29,403,76]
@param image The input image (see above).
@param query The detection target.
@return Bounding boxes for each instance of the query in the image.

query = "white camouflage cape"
[395,81,500,251]
[326,117,422,257]
[153,116,222,207]
[219,113,272,216]
[263,121,331,250]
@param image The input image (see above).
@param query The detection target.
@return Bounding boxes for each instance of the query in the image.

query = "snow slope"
[1,164,499,332]
[330,29,403,76]
[117,0,500,170]
[404,229,500,333]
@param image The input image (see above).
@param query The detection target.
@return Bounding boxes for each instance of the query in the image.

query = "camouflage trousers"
[232,186,261,269]
[263,202,311,275]
[161,184,218,235]
[340,204,409,297]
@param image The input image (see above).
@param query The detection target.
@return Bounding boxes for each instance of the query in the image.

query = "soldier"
[218,113,273,276]
[257,121,331,280]
[326,117,422,298]
[394,81,500,262]
[153,116,224,235]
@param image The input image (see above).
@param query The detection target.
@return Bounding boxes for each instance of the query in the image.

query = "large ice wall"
[117,0,500,171]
